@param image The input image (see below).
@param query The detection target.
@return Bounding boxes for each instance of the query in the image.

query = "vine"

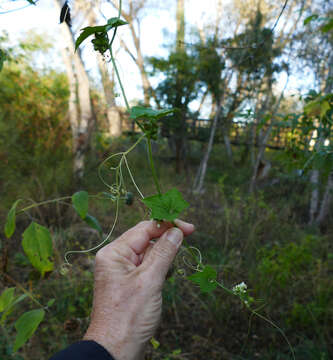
[1,1,295,358]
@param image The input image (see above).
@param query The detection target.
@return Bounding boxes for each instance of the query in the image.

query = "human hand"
[83,219,195,360]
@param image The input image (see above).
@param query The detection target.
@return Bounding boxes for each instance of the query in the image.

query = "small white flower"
[232,281,247,295]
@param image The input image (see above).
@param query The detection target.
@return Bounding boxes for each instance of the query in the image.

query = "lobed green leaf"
[13,309,45,352]
[142,188,189,222]
[22,222,54,277]
[188,265,217,293]
[72,191,89,219]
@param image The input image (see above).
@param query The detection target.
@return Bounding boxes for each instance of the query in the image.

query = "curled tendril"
[181,246,202,272]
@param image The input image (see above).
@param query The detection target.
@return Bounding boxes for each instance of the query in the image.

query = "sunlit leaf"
[84,214,102,234]
[22,222,54,277]
[72,191,89,219]
[5,199,21,238]
[188,265,217,293]
[13,309,45,352]
[142,188,189,222]
[150,337,160,349]
[129,106,176,121]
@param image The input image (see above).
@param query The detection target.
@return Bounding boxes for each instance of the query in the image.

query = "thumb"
[147,227,183,281]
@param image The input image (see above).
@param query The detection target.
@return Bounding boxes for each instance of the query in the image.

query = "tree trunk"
[109,0,157,106]
[176,0,185,51]
[309,169,320,223]
[88,8,122,137]
[316,171,333,225]
[193,103,222,194]
[55,0,94,179]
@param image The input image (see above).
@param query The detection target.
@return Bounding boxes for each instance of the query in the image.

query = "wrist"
[84,325,144,360]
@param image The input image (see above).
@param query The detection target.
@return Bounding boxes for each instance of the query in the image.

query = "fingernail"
[167,228,183,247]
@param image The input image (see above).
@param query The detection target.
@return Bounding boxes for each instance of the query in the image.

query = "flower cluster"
[232,281,247,295]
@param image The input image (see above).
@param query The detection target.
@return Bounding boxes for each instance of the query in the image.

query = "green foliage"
[0,37,71,207]
[304,14,319,25]
[226,11,283,78]
[22,222,54,277]
[0,288,27,325]
[72,191,89,219]
[256,236,314,288]
[188,265,217,293]
[13,309,45,352]
[75,17,128,52]
[0,48,5,71]
[130,106,176,139]
[142,188,189,222]
[4,199,21,238]
[0,288,16,313]
[84,214,102,234]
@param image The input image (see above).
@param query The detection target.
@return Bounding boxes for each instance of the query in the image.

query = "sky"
[0,0,220,111]
[0,0,315,115]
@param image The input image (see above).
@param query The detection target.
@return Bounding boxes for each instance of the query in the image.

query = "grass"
[0,137,332,359]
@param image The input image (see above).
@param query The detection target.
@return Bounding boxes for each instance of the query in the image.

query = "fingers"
[174,219,195,236]
[144,227,183,281]
[115,219,194,256]
[116,220,172,255]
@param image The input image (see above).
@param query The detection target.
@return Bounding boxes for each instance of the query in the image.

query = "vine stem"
[147,137,161,195]
[110,49,130,112]
[214,280,295,360]
[2,273,44,309]
[18,196,72,214]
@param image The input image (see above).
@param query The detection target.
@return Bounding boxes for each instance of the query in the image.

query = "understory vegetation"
[1,132,332,359]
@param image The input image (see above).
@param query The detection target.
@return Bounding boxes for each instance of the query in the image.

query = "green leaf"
[321,18,333,33]
[13,309,45,352]
[72,191,89,219]
[5,200,21,238]
[150,337,160,349]
[75,18,128,51]
[142,188,189,222]
[1,294,28,325]
[188,265,217,293]
[84,214,102,233]
[22,222,54,277]
[106,17,128,29]
[0,288,15,312]
[320,100,331,118]
[47,299,55,308]
[303,14,319,25]
[129,106,176,121]
[75,25,108,51]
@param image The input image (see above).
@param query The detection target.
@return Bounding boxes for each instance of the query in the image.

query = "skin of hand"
[84,219,195,360]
